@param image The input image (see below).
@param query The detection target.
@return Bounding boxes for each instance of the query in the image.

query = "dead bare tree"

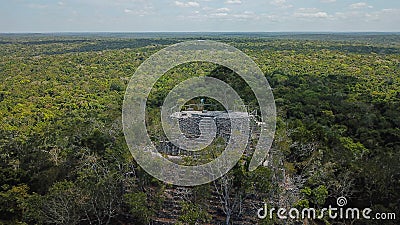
[213,171,243,225]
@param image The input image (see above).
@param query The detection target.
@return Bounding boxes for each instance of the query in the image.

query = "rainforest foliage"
[0,33,399,224]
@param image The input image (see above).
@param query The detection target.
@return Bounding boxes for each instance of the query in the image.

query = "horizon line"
[1,31,400,34]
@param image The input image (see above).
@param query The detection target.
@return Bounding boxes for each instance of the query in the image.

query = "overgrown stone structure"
[152,107,265,224]
[157,109,258,158]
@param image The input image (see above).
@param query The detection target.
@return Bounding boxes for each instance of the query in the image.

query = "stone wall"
[158,111,252,157]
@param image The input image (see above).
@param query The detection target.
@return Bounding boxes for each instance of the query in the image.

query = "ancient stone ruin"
[157,109,257,158]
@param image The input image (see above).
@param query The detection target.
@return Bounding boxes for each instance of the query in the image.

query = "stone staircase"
[152,187,187,225]
[152,185,261,225]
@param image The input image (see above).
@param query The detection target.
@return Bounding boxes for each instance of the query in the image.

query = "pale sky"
[1,0,399,32]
